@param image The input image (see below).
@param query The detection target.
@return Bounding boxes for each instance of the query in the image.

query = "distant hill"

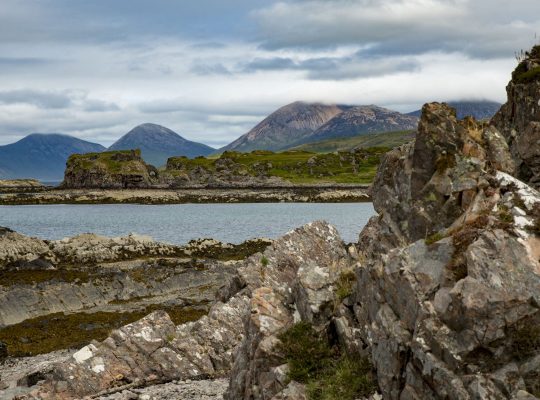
[0,134,105,181]
[109,123,214,166]
[219,102,346,152]
[305,106,418,144]
[290,130,416,153]
[408,101,502,120]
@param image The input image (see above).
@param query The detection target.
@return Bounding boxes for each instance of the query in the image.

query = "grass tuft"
[278,322,376,400]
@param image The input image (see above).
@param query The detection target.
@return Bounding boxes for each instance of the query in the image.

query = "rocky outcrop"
[62,150,158,189]
[492,45,540,188]
[355,102,540,399]
[16,222,353,399]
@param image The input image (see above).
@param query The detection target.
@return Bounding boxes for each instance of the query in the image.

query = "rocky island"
[0,148,376,204]
[1,47,540,400]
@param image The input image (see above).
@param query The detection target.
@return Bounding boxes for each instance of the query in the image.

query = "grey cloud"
[190,62,232,76]
[253,0,540,58]
[240,54,420,80]
[83,99,121,112]
[0,90,73,109]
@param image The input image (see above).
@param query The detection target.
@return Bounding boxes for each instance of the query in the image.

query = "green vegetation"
[289,130,415,153]
[67,149,146,174]
[0,305,206,357]
[425,231,445,245]
[278,322,376,400]
[512,46,540,84]
[335,270,356,301]
[166,147,389,184]
[260,255,269,267]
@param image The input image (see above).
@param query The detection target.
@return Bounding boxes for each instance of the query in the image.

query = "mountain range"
[0,100,502,181]
[219,100,500,153]
[109,123,214,167]
[0,134,105,181]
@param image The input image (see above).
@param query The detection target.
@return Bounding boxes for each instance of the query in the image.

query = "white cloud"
[0,0,536,148]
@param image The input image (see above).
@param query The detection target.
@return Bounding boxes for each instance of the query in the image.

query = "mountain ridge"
[109,123,214,166]
[0,133,105,181]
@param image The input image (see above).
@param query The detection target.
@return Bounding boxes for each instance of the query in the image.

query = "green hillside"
[289,130,415,153]
[165,148,389,184]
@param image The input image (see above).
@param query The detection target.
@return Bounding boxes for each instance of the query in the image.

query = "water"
[0,203,375,244]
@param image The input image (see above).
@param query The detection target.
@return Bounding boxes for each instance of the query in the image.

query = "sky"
[0,0,539,148]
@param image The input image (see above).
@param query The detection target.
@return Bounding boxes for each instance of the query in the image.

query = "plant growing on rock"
[278,322,376,399]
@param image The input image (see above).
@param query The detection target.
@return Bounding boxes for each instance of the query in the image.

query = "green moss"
[0,305,206,357]
[425,232,445,245]
[513,65,540,84]
[0,269,91,287]
[278,322,376,400]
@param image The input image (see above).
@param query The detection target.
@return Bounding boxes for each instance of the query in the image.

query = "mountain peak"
[109,123,214,166]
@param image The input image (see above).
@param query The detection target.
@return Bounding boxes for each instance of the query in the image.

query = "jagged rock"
[17,222,352,399]
[492,45,540,188]
[355,102,540,399]
[0,229,52,269]
[48,233,181,265]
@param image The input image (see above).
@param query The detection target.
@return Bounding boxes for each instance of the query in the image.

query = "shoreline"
[0,186,372,205]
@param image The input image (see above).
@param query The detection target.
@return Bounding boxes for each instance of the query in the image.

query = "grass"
[165,148,388,185]
[66,149,147,175]
[278,322,376,400]
[288,130,415,153]
[335,270,356,301]
[0,305,206,357]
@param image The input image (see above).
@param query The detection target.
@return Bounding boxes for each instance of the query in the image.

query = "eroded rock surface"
[492,46,540,188]
[355,102,540,399]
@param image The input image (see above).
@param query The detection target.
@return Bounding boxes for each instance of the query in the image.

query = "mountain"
[219,102,347,152]
[407,100,502,120]
[0,134,105,181]
[108,123,214,166]
[290,130,416,153]
[305,105,419,144]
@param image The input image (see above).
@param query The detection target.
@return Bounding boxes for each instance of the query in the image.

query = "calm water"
[0,203,375,244]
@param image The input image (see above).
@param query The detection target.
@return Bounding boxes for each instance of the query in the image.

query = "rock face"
[492,46,540,188]
[356,102,540,398]
[62,149,158,189]
[408,100,502,120]
[18,222,352,399]
[109,123,214,167]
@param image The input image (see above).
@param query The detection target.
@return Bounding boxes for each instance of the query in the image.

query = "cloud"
[254,0,540,58]
[0,90,73,109]
[240,54,420,79]
[0,0,534,148]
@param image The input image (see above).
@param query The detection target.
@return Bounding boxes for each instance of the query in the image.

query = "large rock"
[492,45,540,188]
[62,149,158,189]
[356,102,540,399]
